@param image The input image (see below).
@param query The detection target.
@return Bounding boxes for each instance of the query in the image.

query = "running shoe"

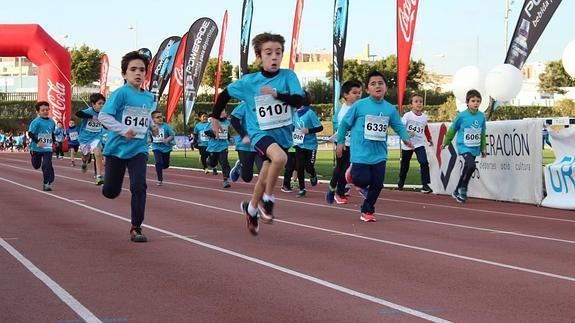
[452,188,465,203]
[130,227,148,242]
[223,179,231,188]
[358,187,368,199]
[156,181,163,186]
[325,188,335,204]
[281,186,293,193]
[310,175,318,186]
[241,201,259,235]
[258,200,274,224]
[334,195,349,204]
[212,168,218,175]
[42,183,52,191]
[81,163,87,173]
[230,160,241,182]
[204,168,209,174]
[360,212,376,222]
[296,189,306,198]
[421,184,433,194]
[95,175,104,186]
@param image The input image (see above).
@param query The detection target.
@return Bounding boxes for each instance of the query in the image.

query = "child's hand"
[210,119,221,139]
[125,129,136,140]
[242,135,251,145]
[260,85,277,97]
[408,130,415,137]
[402,139,414,149]
[428,140,434,147]
[335,144,345,158]
[440,144,447,150]
[301,128,309,134]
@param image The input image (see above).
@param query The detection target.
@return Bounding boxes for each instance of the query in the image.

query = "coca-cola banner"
[289,0,304,70]
[100,54,109,97]
[396,0,419,112]
[505,0,562,69]
[183,18,218,124]
[240,0,253,77]
[166,33,188,123]
[332,0,349,117]
[149,36,181,102]
[215,10,229,103]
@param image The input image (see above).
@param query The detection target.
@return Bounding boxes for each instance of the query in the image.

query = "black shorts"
[69,144,79,152]
[254,136,288,162]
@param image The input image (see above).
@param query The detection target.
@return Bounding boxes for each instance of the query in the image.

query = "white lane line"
[0,176,450,323]
[4,171,575,284]
[0,237,102,323]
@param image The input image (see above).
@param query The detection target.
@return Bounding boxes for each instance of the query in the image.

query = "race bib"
[86,119,102,133]
[69,132,79,141]
[218,125,229,140]
[152,129,165,143]
[122,106,150,139]
[344,131,351,146]
[293,129,304,145]
[255,94,292,130]
[364,115,389,141]
[406,121,425,138]
[199,131,208,142]
[38,133,52,146]
[55,134,64,142]
[463,128,481,147]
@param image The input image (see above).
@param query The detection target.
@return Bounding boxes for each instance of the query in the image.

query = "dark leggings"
[398,146,430,185]
[102,153,147,227]
[56,142,64,157]
[153,150,171,182]
[295,146,317,190]
[209,149,231,179]
[198,146,209,169]
[282,151,297,188]
[456,153,477,190]
[31,151,54,184]
[237,150,263,182]
[329,147,350,197]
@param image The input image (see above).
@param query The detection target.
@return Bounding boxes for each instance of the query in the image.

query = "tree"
[539,60,575,94]
[202,58,233,89]
[304,80,333,104]
[69,45,104,86]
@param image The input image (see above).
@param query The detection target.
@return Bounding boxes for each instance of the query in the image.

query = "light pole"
[504,0,515,56]
[128,25,138,49]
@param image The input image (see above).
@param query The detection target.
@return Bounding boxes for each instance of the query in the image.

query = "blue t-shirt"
[28,116,56,153]
[207,119,230,153]
[54,128,64,143]
[78,107,103,144]
[66,126,80,146]
[226,69,304,149]
[450,109,486,156]
[101,83,155,159]
[231,103,255,152]
[193,122,210,147]
[150,123,176,153]
[338,96,410,164]
[293,106,322,150]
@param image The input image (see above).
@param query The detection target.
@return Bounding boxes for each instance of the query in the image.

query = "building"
[0,57,38,92]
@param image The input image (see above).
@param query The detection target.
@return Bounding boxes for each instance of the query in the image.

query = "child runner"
[193,112,211,174]
[230,103,263,183]
[440,89,487,203]
[76,93,105,185]
[280,147,297,193]
[205,112,232,188]
[28,101,56,191]
[210,32,304,235]
[54,122,65,159]
[66,120,80,166]
[397,93,434,193]
[99,51,158,242]
[336,71,413,222]
[326,80,362,204]
[293,91,323,197]
[150,110,176,186]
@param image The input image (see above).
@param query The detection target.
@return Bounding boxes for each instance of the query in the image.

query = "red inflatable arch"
[0,24,71,127]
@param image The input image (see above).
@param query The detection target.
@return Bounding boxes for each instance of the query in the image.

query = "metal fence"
[0,90,95,102]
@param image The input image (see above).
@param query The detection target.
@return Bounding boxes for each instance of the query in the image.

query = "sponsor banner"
[240,0,253,77]
[174,135,192,149]
[332,0,349,117]
[541,127,575,209]
[183,18,219,124]
[428,119,543,204]
[150,36,181,102]
[396,0,419,112]
[215,10,228,103]
[505,0,562,69]
[289,0,304,70]
[166,33,188,123]
[138,48,153,60]
[100,54,109,96]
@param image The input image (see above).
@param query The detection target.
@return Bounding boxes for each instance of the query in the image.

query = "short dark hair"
[35,101,49,111]
[252,32,285,57]
[89,93,106,105]
[465,89,482,103]
[409,93,423,103]
[341,80,362,97]
[151,110,162,117]
[365,70,386,88]
[302,91,312,106]
[121,51,150,74]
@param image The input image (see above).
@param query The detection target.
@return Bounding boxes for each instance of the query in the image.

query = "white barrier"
[427,119,543,204]
[541,127,575,210]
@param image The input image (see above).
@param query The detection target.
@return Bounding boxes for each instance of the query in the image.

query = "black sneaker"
[310,176,318,186]
[281,186,292,193]
[397,180,405,190]
[452,189,464,203]
[421,184,433,194]
[241,201,259,236]
[258,200,274,224]
[223,179,231,188]
[212,168,218,175]
[296,189,306,198]
[130,227,148,242]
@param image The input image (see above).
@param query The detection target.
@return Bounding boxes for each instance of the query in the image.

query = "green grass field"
[148,149,556,186]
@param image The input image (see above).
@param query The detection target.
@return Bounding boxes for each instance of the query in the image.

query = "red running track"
[1,152,574,322]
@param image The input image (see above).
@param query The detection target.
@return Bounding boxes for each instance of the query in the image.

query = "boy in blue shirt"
[28,101,56,191]
[206,113,232,188]
[337,71,413,222]
[210,32,305,235]
[230,103,263,183]
[441,89,487,203]
[192,112,211,174]
[149,110,176,186]
[293,92,323,197]
[54,121,65,159]
[66,120,80,166]
[99,51,158,243]
[76,93,105,185]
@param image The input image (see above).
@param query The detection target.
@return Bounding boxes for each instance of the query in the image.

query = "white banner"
[541,127,575,210]
[428,119,543,204]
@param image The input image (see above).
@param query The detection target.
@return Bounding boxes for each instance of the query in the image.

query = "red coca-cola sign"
[47,79,66,123]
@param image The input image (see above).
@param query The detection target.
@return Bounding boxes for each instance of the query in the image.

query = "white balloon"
[562,40,575,78]
[485,64,523,101]
[454,89,490,113]
[452,65,484,102]
[455,98,467,112]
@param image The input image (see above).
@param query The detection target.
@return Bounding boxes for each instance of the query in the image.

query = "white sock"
[248,203,258,216]
[262,193,275,203]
